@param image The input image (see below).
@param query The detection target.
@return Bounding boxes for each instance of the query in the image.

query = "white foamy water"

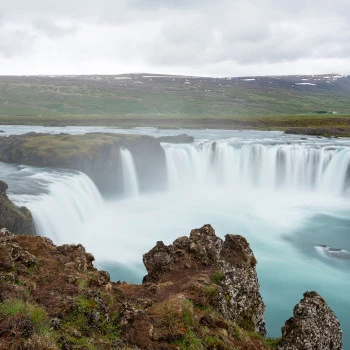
[1,129,350,345]
[120,148,139,197]
[162,141,350,196]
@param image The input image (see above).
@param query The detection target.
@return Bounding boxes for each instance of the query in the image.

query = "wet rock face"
[143,224,267,336]
[0,180,34,235]
[278,291,343,350]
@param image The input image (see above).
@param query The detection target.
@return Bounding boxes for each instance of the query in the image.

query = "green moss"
[204,285,219,305]
[175,333,202,350]
[0,299,51,335]
[203,336,227,349]
[210,271,226,285]
[75,295,97,311]
[62,294,120,340]
[238,316,255,332]
[182,299,195,328]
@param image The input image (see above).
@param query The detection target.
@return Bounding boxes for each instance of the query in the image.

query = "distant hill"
[0,73,349,118]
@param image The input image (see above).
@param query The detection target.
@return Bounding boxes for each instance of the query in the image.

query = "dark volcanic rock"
[0,180,34,235]
[278,291,342,350]
[157,134,194,143]
[143,224,267,336]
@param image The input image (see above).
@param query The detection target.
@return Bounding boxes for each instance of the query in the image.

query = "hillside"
[0,73,349,119]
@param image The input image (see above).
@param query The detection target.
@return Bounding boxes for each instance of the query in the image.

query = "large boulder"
[0,180,34,235]
[278,291,342,350]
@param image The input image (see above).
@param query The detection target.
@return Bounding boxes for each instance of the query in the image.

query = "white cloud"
[0,0,349,76]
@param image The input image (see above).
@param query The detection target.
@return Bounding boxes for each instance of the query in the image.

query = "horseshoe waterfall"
[1,130,350,345]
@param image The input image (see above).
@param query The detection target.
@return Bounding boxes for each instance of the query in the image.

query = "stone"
[0,180,34,235]
[278,291,342,350]
[142,224,267,336]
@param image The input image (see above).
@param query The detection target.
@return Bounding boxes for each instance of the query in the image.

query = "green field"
[0,73,349,135]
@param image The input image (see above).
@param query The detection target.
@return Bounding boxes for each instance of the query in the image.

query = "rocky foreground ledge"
[0,225,342,350]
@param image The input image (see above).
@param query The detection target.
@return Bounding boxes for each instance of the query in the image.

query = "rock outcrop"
[0,132,167,196]
[278,291,342,350]
[143,224,267,336]
[0,180,34,235]
[0,225,343,349]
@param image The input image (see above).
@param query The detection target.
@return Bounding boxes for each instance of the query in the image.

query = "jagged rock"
[143,224,267,336]
[278,291,343,350]
[57,243,94,272]
[0,180,34,235]
[157,134,194,143]
[119,302,154,348]
[0,225,344,349]
[0,230,37,271]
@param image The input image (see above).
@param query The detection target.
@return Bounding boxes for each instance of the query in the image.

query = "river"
[0,125,349,345]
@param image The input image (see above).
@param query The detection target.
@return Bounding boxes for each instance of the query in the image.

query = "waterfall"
[162,141,350,196]
[120,148,140,197]
[23,172,104,244]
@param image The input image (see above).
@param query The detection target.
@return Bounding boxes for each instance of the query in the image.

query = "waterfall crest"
[162,141,350,196]
[24,172,103,243]
[120,148,140,198]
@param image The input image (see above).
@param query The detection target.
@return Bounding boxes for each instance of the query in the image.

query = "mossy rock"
[0,180,34,235]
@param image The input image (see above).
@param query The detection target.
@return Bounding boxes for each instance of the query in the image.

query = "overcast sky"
[0,0,349,77]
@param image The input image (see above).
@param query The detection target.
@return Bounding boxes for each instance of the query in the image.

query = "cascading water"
[1,129,350,347]
[120,148,140,197]
[15,171,104,244]
[162,141,350,196]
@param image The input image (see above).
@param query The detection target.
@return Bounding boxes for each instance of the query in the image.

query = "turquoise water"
[1,127,349,346]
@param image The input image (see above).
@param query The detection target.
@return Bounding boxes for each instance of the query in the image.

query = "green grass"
[0,74,349,137]
[210,271,226,285]
[0,299,51,335]
[0,74,349,120]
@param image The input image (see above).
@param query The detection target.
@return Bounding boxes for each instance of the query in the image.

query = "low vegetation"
[0,228,282,349]
[0,74,349,136]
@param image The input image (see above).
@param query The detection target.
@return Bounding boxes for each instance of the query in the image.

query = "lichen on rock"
[278,291,343,350]
[143,224,267,336]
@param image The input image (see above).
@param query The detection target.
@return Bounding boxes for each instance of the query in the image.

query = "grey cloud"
[0,0,349,74]
[139,0,350,68]
[33,19,77,38]
[0,28,35,58]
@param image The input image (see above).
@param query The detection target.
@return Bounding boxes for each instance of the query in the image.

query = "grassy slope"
[0,73,349,135]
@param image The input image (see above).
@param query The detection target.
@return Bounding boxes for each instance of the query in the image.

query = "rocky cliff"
[0,180,34,235]
[0,132,166,196]
[0,224,342,349]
